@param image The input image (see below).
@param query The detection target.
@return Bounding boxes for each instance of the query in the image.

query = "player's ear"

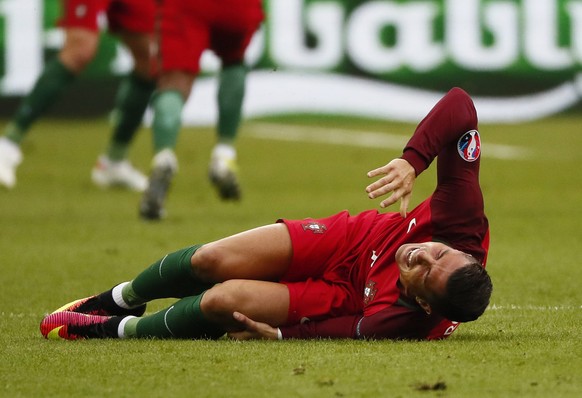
[415,297,432,315]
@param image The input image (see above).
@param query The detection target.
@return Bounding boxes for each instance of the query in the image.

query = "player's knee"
[200,281,241,318]
[60,47,96,72]
[191,244,227,281]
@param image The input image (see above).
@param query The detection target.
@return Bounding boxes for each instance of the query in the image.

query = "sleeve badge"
[457,130,481,162]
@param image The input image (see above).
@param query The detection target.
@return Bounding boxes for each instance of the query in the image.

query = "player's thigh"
[201,279,290,328]
[193,223,293,282]
[118,32,153,79]
[106,0,155,35]
[59,28,100,72]
[157,0,207,77]
[211,28,256,65]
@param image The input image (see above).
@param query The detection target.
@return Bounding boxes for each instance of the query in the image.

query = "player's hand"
[227,312,279,340]
[366,158,416,217]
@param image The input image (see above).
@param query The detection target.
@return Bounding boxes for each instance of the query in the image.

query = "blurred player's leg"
[91,74,154,192]
[92,26,156,192]
[0,59,75,189]
[209,63,247,200]
[138,90,183,220]
[104,74,155,162]
[139,70,193,220]
[139,147,178,220]
[0,136,22,189]
[0,25,98,188]
[206,0,263,200]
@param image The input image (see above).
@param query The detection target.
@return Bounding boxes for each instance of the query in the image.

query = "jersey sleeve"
[400,87,478,176]
[401,87,488,263]
[279,306,449,340]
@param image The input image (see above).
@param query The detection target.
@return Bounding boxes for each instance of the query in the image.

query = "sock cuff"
[118,316,137,339]
[112,282,132,309]
[212,143,237,159]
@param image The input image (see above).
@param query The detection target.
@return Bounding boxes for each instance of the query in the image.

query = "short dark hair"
[430,261,492,322]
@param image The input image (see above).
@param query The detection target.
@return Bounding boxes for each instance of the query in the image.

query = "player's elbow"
[448,87,478,130]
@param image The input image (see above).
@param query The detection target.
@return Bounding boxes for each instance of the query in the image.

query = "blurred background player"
[138,0,264,220]
[0,0,156,191]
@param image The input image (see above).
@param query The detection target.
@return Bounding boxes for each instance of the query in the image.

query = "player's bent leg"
[200,280,290,330]
[192,223,293,282]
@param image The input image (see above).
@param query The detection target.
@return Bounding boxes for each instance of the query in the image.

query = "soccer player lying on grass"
[41,87,492,341]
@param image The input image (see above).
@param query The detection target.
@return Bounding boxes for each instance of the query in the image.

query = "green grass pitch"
[0,115,580,397]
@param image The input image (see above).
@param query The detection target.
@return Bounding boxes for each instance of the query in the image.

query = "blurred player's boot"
[209,144,241,201]
[0,137,22,189]
[51,293,146,317]
[139,149,178,220]
[91,155,148,192]
[40,312,125,340]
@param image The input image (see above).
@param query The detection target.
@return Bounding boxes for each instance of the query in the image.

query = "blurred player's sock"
[106,74,156,161]
[139,149,178,220]
[209,143,241,200]
[151,90,183,152]
[0,137,22,189]
[7,59,75,143]
[91,155,148,192]
[211,63,246,200]
[218,63,247,142]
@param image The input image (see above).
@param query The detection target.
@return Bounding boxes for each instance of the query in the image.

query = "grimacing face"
[396,242,476,306]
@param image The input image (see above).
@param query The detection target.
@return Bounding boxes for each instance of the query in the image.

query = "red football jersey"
[280,87,489,340]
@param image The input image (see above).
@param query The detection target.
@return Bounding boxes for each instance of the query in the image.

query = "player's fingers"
[366,166,389,178]
[367,170,401,194]
[367,183,394,199]
[380,191,400,208]
[365,175,390,194]
[232,311,254,328]
[399,193,411,218]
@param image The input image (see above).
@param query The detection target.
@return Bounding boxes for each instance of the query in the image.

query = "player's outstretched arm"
[366,158,416,217]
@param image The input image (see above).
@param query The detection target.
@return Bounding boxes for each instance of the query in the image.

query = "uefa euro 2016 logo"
[457,130,481,162]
